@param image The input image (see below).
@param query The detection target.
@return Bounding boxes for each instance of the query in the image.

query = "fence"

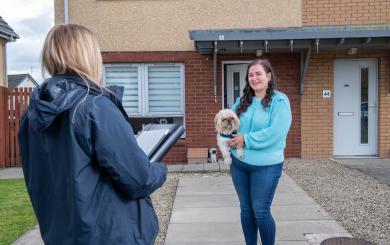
[0,87,33,168]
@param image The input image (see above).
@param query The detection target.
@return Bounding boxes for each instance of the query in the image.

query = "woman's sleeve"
[77,96,167,199]
[243,97,292,149]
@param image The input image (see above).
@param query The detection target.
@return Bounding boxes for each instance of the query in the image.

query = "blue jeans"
[230,156,283,245]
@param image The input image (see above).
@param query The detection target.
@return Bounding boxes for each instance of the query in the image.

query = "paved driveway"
[333,158,390,186]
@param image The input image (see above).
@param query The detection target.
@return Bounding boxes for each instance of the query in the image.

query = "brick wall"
[102,51,302,163]
[301,51,390,158]
[378,55,390,157]
[301,54,334,158]
[303,0,390,26]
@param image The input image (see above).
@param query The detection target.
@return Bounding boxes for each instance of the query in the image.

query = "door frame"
[221,60,251,109]
[333,58,379,156]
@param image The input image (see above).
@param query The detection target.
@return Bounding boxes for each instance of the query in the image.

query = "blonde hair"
[41,24,102,84]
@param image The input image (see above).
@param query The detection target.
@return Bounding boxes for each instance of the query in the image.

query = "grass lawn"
[0,179,37,245]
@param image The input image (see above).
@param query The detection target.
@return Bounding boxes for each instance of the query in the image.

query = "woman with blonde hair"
[19,24,167,245]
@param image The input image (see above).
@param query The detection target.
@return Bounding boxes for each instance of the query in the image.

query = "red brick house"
[54,0,390,163]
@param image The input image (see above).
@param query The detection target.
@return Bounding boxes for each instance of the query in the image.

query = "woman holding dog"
[229,59,292,245]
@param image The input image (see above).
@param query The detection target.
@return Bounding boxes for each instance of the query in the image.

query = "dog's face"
[214,109,240,135]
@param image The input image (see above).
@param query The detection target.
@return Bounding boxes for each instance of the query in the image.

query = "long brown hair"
[236,59,276,117]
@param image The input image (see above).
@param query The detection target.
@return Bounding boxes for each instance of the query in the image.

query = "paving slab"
[203,163,220,172]
[170,207,240,223]
[176,181,236,195]
[277,220,349,241]
[182,163,204,172]
[273,192,318,206]
[165,223,244,243]
[178,175,232,186]
[0,167,23,179]
[218,162,231,171]
[173,194,239,208]
[272,205,333,221]
[167,164,184,172]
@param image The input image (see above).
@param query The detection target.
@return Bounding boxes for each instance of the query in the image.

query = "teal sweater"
[231,91,292,166]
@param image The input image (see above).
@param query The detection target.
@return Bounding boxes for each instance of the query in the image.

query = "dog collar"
[219,133,234,139]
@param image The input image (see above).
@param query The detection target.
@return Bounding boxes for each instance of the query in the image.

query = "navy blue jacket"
[18,74,167,245]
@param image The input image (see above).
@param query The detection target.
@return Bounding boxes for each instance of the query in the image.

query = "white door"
[226,64,247,108]
[333,59,378,156]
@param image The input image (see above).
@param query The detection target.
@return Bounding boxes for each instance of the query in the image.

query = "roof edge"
[190,24,390,41]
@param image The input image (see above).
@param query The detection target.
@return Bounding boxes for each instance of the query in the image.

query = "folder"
[135,124,185,162]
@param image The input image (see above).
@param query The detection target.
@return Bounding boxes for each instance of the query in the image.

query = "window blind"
[105,65,139,115]
[147,65,183,114]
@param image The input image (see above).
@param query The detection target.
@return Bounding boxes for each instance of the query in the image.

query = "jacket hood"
[27,74,123,132]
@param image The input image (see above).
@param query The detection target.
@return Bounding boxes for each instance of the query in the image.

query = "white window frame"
[103,63,185,118]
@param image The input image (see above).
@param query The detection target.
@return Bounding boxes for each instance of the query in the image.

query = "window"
[360,67,369,144]
[104,63,185,132]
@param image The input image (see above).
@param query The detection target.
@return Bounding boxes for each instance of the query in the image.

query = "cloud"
[1,0,54,83]
[0,0,52,23]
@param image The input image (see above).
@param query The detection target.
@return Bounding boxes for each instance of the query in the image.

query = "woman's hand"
[229,134,244,148]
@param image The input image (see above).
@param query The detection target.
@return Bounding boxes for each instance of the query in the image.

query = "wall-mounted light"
[256,49,263,57]
[347,48,358,55]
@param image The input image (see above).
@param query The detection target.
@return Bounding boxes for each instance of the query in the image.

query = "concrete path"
[0,167,24,179]
[11,225,42,245]
[164,173,350,245]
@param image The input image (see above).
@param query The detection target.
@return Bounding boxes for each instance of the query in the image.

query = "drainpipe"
[64,0,69,24]
[388,53,390,93]
[300,47,312,95]
[4,42,7,87]
[213,41,217,102]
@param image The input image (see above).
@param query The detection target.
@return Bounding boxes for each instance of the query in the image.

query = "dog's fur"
[214,109,244,165]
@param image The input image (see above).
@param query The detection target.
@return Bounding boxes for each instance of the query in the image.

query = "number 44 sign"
[322,90,331,98]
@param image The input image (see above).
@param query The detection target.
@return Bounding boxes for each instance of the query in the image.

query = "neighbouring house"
[54,0,390,163]
[0,16,19,87]
[7,73,38,88]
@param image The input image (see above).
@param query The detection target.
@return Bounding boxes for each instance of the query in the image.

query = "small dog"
[214,109,244,165]
[208,148,218,163]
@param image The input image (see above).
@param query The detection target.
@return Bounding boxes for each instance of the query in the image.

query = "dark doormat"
[321,237,375,245]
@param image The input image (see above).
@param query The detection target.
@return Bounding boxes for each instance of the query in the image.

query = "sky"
[1,0,54,84]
